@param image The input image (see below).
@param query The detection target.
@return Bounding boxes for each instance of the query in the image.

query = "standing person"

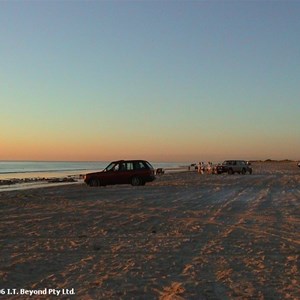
[200,162,205,174]
[198,162,202,174]
[198,162,205,174]
[206,161,212,174]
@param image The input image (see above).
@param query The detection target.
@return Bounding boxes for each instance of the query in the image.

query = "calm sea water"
[0,161,190,180]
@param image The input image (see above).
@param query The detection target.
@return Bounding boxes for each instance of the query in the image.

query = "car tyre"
[89,178,100,187]
[131,176,142,186]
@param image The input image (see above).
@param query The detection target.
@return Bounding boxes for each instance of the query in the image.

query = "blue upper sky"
[1,1,299,162]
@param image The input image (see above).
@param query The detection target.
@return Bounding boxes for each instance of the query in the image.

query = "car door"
[133,161,147,178]
[116,162,129,184]
[103,162,124,185]
[120,162,134,184]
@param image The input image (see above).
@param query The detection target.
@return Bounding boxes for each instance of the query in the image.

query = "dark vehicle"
[298,162,300,168]
[216,160,252,175]
[84,160,155,187]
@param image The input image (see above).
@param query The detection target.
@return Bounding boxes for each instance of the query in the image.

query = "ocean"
[0,160,190,181]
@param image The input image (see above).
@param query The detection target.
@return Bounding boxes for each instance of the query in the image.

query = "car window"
[139,162,146,169]
[126,162,134,171]
[133,161,146,170]
[113,163,120,171]
[119,163,126,171]
[105,162,117,171]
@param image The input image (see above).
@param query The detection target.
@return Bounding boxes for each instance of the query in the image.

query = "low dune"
[0,162,299,299]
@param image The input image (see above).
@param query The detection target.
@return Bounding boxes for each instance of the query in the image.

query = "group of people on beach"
[197,161,217,174]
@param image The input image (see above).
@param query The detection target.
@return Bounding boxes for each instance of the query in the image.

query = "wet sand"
[0,162,299,299]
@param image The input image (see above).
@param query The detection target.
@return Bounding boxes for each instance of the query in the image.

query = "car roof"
[111,159,147,163]
[225,160,246,162]
[224,160,246,163]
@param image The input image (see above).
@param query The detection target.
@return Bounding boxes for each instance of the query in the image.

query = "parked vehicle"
[84,160,155,187]
[298,162,300,168]
[216,160,252,175]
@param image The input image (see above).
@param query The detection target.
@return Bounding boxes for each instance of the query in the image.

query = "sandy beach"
[0,162,299,299]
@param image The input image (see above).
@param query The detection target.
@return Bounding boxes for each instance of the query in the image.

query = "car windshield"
[105,162,118,172]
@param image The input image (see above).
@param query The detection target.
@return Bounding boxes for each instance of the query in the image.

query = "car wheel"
[131,176,141,186]
[228,168,234,175]
[241,168,246,175]
[249,169,252,174]
[89,178,100,187]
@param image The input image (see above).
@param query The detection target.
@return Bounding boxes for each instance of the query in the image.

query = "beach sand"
[0,162,299,299]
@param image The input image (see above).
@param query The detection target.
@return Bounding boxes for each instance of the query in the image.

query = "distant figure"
[198,162,204,174]
[212,164,218,174]
[206,161,212,174]
[197,162,201,174]
[156,168,164,175]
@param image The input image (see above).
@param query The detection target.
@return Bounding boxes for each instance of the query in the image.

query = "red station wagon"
[84,160,156,187]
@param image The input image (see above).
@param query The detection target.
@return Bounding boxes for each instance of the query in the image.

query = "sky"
[1,1,300,162]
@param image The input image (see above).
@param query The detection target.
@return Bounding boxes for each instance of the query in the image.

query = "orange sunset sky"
[1,2,299,162]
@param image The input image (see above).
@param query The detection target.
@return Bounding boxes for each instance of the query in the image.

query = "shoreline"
[0,166,193,192]
[0,173,84,192]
